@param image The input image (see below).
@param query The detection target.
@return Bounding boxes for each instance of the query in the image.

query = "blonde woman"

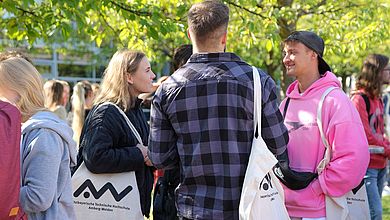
[43,79,67,120]
[71,80,94,146]
[74,49,155,218]
[71,82,85,146]
[0,57,77,220]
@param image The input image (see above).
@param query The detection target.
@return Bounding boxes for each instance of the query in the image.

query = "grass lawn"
[384,196,390,220]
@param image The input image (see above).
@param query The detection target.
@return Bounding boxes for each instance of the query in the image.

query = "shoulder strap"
[360,93,370,116]
[283,98,291,118]
[252,66,262,137]
[99,102,143,144]
[316,87,338,174]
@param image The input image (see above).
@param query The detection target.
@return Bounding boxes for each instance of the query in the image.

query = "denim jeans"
[365,168,387,220]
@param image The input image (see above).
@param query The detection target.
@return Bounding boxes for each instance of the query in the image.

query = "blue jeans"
[365,168,387,220]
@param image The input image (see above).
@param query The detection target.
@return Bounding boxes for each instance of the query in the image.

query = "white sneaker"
[383,185,390,197]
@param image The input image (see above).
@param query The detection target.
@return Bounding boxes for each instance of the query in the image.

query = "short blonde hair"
[0,57,45,122]
[94,49,145,111]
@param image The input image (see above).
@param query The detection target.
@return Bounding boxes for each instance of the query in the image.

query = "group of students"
[0,1,389,220]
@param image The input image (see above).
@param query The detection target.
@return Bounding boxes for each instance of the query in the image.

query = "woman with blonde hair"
[74,49,156,218]
[71,82,85,146]
[43,79,67,120]
[71,80,94,146]
[0,57,77,220]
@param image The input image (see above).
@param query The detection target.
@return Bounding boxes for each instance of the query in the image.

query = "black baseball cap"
[285,31,331,75]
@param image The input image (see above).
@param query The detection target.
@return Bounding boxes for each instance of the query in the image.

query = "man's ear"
[310,51,318,60]
[187,29,192,41]
[221,32,227,46]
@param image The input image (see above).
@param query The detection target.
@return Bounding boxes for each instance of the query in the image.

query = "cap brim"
[318,56,331,75]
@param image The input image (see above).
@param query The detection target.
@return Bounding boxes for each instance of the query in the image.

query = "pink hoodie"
[279,72,369,218]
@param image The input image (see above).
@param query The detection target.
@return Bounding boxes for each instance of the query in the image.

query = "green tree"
[1,0,389,94]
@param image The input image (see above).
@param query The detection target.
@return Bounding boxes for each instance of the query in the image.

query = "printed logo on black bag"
[74,179,133,202]
[259,173,273,191]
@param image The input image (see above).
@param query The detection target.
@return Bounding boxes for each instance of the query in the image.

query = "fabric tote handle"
[252,66,262,137]
[316,87,338,174]
[99,102,143,145]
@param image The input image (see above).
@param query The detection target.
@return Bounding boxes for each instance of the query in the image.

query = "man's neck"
[193,44,225,54]
[297,72,321,93]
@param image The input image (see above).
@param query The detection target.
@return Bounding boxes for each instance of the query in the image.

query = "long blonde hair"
[71,82,85,145]
[0,57,45,122]
[94,49,145,111]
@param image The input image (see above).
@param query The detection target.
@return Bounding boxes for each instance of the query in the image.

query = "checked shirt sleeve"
[260,75,289,155]
[148,87,179,170]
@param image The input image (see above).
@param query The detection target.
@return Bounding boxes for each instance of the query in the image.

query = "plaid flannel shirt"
[149,53,288,219]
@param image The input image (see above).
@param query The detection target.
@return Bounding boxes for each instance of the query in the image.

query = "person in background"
[91,82,101,99]
[351,54,390,220]
[71,82,85,146]
[74,49,155,218]
[43,80,67,120]
[71,80,95,146]
[279,30,369,219]
[79,80,94,118]
[58,80,71,113]
[0,57,76,219]
[139,45,193,112]
[382,64,390,197]
[148,1,289,219]
[0,49,33,63]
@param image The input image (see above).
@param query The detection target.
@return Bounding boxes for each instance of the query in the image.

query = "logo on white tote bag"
[259,173,279,201]
[74,179,133,202]
[259,173,273,191]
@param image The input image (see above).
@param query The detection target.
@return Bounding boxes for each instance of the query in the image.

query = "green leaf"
[95,35,103,47]
[265,39,273,52]
[148,27,159,39]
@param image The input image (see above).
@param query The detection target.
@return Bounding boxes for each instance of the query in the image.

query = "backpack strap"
[360,93,370,117]
[283,98,291,119]
[316,87,338,174]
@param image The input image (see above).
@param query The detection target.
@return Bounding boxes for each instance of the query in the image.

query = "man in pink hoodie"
[278,31,370,219]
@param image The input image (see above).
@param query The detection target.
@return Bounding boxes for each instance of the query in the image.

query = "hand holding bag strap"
[316,87,337,174]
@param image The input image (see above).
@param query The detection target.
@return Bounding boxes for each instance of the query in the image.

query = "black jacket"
[74,100,154,217]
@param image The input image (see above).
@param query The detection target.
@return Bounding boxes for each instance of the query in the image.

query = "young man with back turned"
[148,1,289,219]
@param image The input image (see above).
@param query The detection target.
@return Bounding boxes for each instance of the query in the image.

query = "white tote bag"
[72,102,144,220]
[239,67,290,220]
[316,87,370,220]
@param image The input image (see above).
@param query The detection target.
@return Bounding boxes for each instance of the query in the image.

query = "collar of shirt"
[188,52,243,63]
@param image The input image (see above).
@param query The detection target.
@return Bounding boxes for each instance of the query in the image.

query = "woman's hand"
[137,144,153,166]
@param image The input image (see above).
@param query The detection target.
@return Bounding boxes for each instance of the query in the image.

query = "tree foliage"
[1,0,389,93]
